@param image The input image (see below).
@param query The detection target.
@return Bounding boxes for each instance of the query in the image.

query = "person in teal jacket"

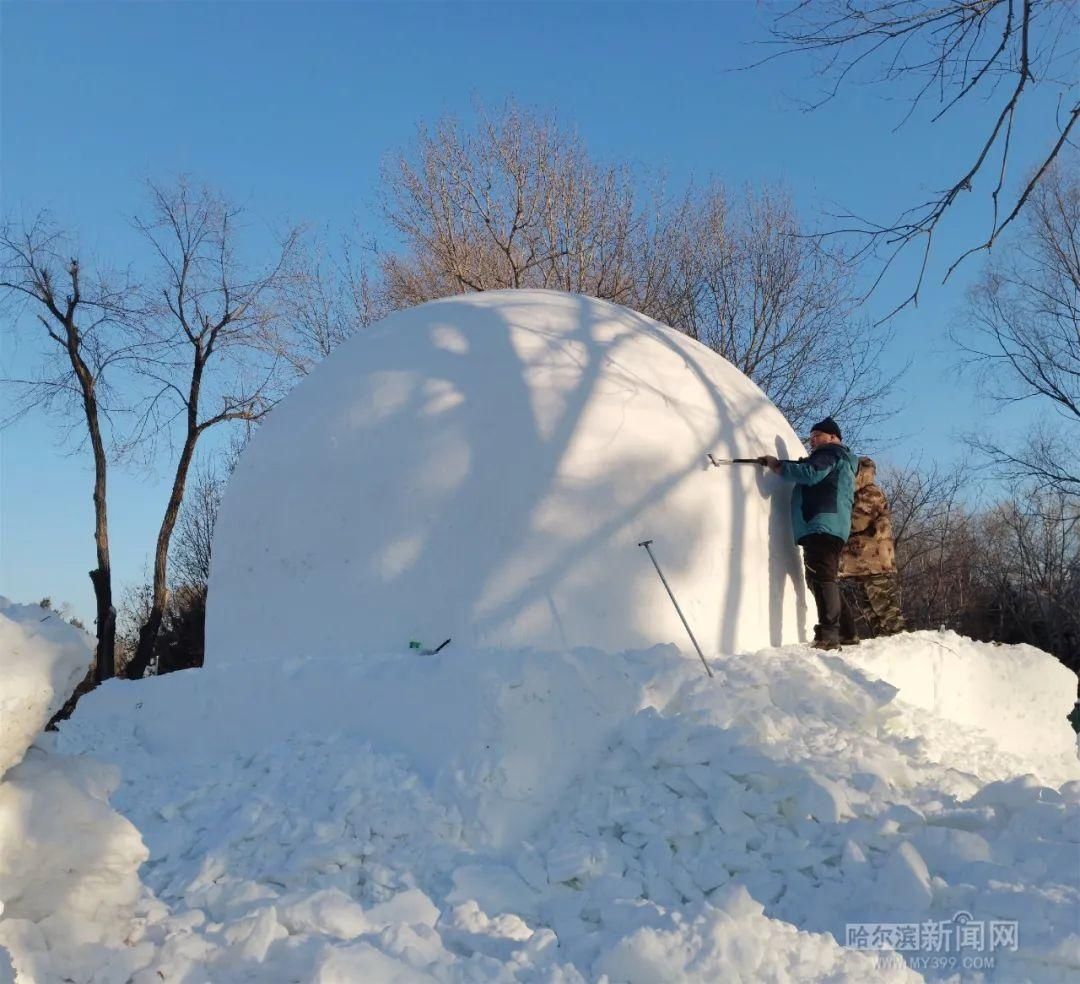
[761,417,859,650]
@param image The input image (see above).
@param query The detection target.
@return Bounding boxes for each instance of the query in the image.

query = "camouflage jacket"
[840,467,897,577]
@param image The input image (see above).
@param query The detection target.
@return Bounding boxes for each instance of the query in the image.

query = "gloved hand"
[759,455,782,474]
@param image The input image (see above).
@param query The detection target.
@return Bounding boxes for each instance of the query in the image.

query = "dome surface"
[207,290,810,662]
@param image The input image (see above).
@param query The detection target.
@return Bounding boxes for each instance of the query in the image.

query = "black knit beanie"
[809,416,842,440]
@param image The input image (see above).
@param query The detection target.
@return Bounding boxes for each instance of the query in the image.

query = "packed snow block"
[0,597,93,777]
[0,749,151,984]
[841,630,1079,779]
[876,841,933,916]
[207,290,810,665]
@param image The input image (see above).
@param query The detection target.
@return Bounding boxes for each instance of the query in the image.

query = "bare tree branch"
[276,226,383,376]
[125,179,302,678]
[1,216,144,682]
[954,154,1080,494]
[380,103,901,438]
[756,0,1080,313]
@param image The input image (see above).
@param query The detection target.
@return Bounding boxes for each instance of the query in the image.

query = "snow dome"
[207,290,810,663]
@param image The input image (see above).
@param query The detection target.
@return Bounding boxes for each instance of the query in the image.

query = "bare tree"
[882,460,1079,675]
[279,228,383,376]
[116,577,207,676]
[880,460,972,628]
[956,156,1080,494]
[380,103,669,307]
[660,184,901,434]
[124,180,301,679]
[1,217,142,682]
[170,457,225,588]
[117,456,231,676]
[859,458,1079,679]
[381,104,899,437]
[975,491,1080,672]
[759,0,1080,311]
[114,451,231,677]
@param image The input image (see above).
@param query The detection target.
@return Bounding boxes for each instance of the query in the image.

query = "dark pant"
[799,533,850,644]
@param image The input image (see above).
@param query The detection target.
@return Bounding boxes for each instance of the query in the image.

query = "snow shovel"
[638,540,713,678]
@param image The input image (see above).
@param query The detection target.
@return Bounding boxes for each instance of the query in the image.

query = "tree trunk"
[126,439,196,678]
[84,371,115,682]
[51,290,115,711]
[129,605,163,680]
[45,664,98,731]
[68,298,116,684]
[126,361,203,679]
[90,566,115,683]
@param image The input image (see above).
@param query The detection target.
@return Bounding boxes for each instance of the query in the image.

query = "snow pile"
[0,597,151,983]
[57,646,651,852]
[841,630,1079,768]
[0,749,152,984]
[208,289,811,662]
[591,887,918,983]
[7,630,1070,982]
[0,596,92,776]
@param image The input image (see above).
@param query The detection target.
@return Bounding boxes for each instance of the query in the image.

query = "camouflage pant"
[840,574,905,638]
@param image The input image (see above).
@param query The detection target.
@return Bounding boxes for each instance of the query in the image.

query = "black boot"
[814,581,843,650]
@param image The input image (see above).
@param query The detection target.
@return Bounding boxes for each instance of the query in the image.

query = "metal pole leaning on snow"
[637,540,714,678]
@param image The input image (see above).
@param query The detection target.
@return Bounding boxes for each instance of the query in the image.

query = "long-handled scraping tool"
[706,453,765,467]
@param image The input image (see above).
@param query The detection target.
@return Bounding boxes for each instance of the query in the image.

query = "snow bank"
[36,632,1078,982]
[841,630,1078,773]
[208,289,811,663]
[0,745,154,983]
[58,646,655,851]
[0,598,151,982]
[0,596,93,776]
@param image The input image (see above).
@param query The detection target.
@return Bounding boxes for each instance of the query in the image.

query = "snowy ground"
[1,598,1078,982]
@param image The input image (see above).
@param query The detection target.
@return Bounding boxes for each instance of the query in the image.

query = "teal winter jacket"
[778,443,859,544]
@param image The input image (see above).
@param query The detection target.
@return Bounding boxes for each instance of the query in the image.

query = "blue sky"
[1,1,1054,622]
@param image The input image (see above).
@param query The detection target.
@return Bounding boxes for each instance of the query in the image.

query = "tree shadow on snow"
[211,290,808,664]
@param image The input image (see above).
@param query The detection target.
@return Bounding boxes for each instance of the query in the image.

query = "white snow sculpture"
[207,290,810,662]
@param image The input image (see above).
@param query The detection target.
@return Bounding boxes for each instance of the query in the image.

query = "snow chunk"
[877,842,933,916]
[366,889,440,931]
[593,887,920,983]
[0,751,146,940]
[279,889,368,939]
[0,597,93,776]
[968,774,1059,810]
[0,748,152,983]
